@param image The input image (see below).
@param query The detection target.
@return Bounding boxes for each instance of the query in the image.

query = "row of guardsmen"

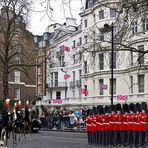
[85,102,148,147]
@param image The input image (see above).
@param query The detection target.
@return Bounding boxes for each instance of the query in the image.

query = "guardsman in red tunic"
[127,103,135,147]
[98,106,104,147]
[139,102,147,147]
[146,106,148,147]
[104,105,110,147]
[92,107,97,145]
[114,103,122,146]
[122,103,129,146]
[109,105,116,146]
[85,115,91,144]
[133,103,141,147]
[96,105,101,146]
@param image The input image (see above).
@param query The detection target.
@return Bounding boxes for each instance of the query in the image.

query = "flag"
[100,84,108,90]
[63,45,70,52]
[64,74,71,79]
[117,95,128,100]
[52,99,62,104]
[80,89,89,96]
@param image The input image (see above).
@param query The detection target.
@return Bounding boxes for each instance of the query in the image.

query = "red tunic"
[139,112,147,131]
[109,114,115,131]
[127,113,134,130]
[122,114,129,131]
[132,114,140,131]
[114,113,123,131]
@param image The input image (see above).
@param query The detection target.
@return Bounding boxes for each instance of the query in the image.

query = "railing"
[47,82,67,88]
[70,80,81,88]
[70,81,75,87]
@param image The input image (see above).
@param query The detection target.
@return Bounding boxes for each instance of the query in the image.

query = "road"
[5,131,96,148]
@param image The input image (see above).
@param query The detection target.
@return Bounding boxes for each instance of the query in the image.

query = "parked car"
[31,119,41,133]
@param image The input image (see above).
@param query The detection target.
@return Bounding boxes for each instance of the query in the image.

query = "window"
[142,18,148,31]
[130,76,133,93]
[84,61,87,73]
[79,53,82,62]
[110,52,116,69]
[99,10,104,20]
[84,19,88,28]
[99,53,104,70]
[15,44,21,52]
[84,85,87,96]
[55,72,58,86]
[14,88,20,100]
[72,89,75,98]
[72,40,76,48]
[110,8,116,18]
[44,33,48,40]
[56,91,61,99]
[131,21,138,34]
[14,70,20,83]
[73,55,76,64]
[138,75,144,93]
[79,70,82,84]
[73,71,75,85]
[78,37,82,45]
[131,51,133,66]
[15,57,20,64]
[99,79,104,95]
[84,35,88,43]
[110,78,116,94]
[138,45,144,64]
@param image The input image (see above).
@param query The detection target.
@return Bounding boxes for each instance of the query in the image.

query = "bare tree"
[0,0,37,100]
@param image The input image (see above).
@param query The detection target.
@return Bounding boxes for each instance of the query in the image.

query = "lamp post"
[103,23,114,105]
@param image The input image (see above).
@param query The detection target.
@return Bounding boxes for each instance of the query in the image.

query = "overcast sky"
[28,0,84,35]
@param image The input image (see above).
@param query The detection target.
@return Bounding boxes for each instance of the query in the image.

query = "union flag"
[63,45,70,52]
[64,74,71,79]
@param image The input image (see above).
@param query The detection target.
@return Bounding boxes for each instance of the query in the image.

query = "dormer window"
[99,10,104,20]
[142,18,148,31]
[84,19,88,28]
[110,8,116,18]
[131,21,138,34]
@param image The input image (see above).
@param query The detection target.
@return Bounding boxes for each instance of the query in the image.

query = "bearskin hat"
[97,105,101,114]
[141,102,147,111]
[116,103,122,111]
[92,106,97,115]
[129,103,135,112]
[122,103,129,113]
[87,109,93,116]
[135,103,141,112]
[104,105,110,113]
[110,105,116,112]
[99,106,104,115]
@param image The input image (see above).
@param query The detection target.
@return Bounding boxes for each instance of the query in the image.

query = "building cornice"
[82,64,148,78]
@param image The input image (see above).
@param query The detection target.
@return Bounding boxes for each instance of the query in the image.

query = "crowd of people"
[85,102,148,147]
[41,108,88,130]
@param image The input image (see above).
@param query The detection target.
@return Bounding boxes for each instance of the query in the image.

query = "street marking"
[41,135,87,141]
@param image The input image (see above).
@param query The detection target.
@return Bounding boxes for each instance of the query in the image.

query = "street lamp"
[102,23,114,105]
